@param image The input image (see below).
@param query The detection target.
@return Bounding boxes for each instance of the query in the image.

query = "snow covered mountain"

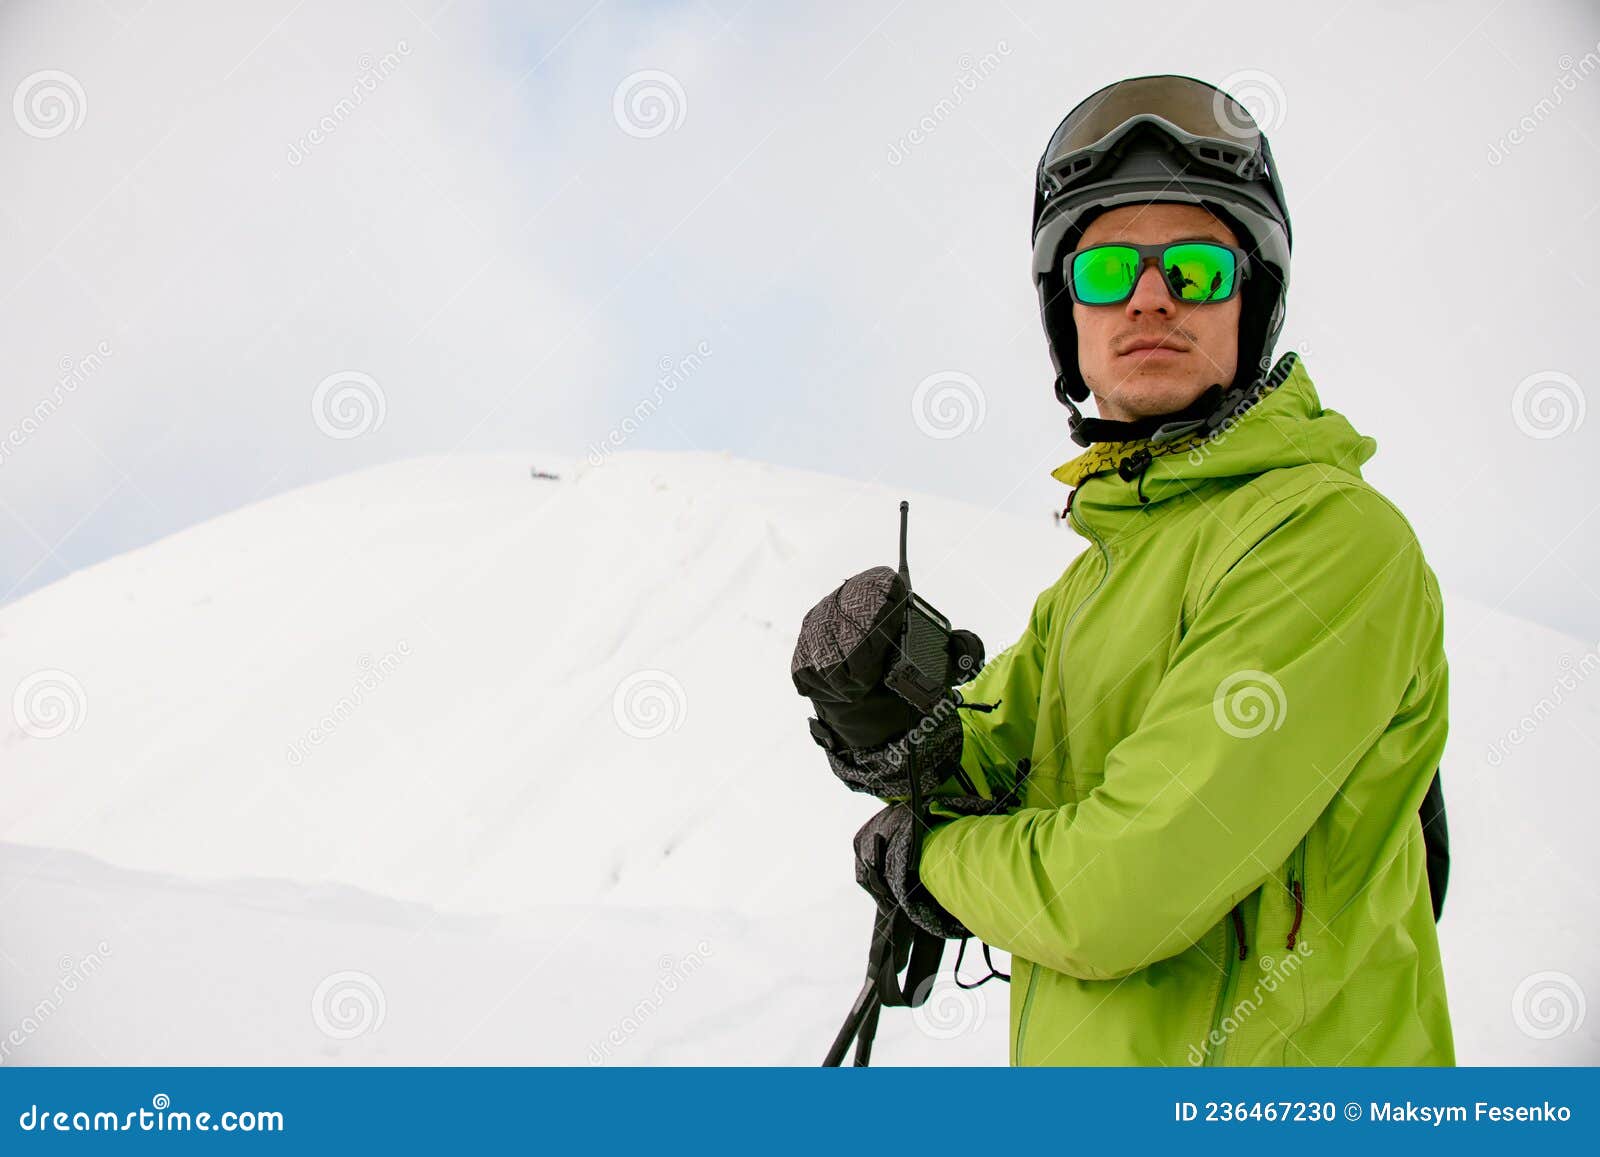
[1,451,1595,1064]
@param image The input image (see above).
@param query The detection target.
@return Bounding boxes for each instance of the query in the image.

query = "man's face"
[1072,202,1242,423]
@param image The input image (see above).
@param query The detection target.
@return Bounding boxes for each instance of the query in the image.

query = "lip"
[1118,343,1188,358]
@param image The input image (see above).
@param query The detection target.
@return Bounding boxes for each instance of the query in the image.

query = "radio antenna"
[897,500,911,592]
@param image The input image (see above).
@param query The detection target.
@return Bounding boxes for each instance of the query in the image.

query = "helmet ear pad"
[1235,259,1283,384]
[1041,267,1088,404]
[1040,208,1101,406]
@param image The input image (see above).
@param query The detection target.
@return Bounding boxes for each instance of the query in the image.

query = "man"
[792,75,1453,1066]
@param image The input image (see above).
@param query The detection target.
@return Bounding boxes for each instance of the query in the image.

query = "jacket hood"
[1051,352,1377,519]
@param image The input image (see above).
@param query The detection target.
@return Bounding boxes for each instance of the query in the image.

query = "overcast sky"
[2,0,1598,640]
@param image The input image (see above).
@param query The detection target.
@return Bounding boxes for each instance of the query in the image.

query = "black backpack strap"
[1419,767,1449,921]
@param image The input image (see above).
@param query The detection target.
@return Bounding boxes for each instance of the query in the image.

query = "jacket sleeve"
[919,486,1442,981]
[937,576,1058,803]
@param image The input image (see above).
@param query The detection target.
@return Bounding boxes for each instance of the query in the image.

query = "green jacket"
[920,353,1454,1066]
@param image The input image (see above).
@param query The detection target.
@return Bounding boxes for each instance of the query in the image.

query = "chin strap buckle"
[1064,382,1225,447]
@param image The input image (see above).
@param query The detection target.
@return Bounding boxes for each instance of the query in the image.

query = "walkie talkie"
[821,500,1003,1068]
[884,500,968,713]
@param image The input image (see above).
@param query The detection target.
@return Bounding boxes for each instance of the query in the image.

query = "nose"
[1125,259,1173,318]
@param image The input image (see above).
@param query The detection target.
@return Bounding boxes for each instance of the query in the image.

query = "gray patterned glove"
[791,567,921,747]
[823,703,967,800]
[791,567,981,799]
[853,795,1010,939]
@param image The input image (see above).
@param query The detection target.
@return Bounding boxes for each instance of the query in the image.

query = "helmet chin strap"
[1058,379,1228,448]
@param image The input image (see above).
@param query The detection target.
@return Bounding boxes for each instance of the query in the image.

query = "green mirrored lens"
[1071,245,1139,304]
[1162,242,1236,302]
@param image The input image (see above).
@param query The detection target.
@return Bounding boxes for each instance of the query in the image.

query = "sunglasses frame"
[1065,239,1252,306]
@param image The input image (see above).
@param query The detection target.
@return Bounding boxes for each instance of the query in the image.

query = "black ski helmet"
[1032,75,1293,435]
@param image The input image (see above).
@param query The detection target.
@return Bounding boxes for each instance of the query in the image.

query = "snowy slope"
[1,452,1595,1065]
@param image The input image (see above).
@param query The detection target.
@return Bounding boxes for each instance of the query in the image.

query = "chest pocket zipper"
[1285,836,1308,950]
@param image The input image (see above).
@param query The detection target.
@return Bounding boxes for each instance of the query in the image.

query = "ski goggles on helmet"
[1037,74,1279,205]
[1066,239,1249,306]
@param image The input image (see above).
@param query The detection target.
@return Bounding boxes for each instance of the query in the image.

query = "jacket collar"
[1052,353,1378,528]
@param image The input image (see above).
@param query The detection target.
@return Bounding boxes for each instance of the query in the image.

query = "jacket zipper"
[1203,904,1247,1066]
[1285,836,1308,950]
[1202,836,1305,1065]
[1014,492,1111,1064]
